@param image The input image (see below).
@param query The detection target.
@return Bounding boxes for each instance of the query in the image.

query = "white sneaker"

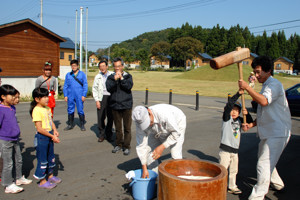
[270,183,284,191]
[16,175,33,186]
[5,183,24,194]
[228,187,242,194]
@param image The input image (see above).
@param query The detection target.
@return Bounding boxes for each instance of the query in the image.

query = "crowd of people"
[0,56,292,200]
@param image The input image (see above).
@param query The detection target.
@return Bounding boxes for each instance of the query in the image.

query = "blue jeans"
[34,131,55,180]
[0,139,22,187]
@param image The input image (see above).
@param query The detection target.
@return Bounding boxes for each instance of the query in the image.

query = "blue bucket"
[129,169,158,200]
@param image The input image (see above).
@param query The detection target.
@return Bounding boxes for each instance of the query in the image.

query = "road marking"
[150,100,223,110]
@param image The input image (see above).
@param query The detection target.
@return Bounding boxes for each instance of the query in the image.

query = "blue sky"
[1,0,300,51]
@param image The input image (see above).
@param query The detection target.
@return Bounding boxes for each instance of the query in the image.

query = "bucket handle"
[129,179,136,187]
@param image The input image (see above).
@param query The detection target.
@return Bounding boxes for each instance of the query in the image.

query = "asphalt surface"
[0,91,299,200]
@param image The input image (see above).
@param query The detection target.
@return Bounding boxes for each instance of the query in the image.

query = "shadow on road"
[20,140,64,179]
[187,149,218,163]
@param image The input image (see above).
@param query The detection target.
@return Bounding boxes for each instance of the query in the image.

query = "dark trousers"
[97,95,113,138]
[112,109,132,149]
[34,132,55,180]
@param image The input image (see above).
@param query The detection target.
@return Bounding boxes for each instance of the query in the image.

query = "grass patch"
[130,64,299,99]
[58,65,299,100]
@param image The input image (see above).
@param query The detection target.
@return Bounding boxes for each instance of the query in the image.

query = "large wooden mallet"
[210,47,250,123]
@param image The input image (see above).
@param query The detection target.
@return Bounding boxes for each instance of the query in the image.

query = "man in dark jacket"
[106,57,133,155]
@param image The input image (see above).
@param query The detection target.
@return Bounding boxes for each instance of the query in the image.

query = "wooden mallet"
[210,47,250,123]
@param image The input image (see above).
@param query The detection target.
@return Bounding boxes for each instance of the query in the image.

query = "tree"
[206,24,226,57]
[227,25,245,51]
[136,48,150,70]
[150,41,171,66]
[111,46,134,64]
[267,32,280,60]
[256,31,268,56]
[171,37,204,68]
[278,30,287,56]
[76,43,94,63]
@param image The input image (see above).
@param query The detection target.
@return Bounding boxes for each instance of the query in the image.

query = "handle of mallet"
[238,62,247,124]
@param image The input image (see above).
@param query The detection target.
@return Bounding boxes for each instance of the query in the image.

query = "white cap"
[132,106,150,131]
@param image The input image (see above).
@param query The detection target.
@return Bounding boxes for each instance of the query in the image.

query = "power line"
[249,19,300,29]
[44,0,137,7]
[252,25,300,34]
[42,0,224,21]
[0,0,38,23]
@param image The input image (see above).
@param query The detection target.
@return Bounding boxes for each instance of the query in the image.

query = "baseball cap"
[132,106,150,131]
[234,101,242,111]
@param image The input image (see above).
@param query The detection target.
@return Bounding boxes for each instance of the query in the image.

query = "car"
[285,83,300,116]
[251,83,300,116]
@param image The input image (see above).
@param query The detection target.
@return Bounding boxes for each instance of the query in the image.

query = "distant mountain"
[111,28,172,53]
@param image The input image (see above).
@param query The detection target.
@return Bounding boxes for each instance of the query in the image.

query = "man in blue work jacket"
[63,59,88,131]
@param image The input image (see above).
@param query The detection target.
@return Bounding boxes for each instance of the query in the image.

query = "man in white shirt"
[92,60,114,142]
[132,104,186,178]
[239,56,291,200]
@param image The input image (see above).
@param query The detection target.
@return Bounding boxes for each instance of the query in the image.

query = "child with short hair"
[0,85,32,194]
[219,90,253,195]
[30,88,61,189]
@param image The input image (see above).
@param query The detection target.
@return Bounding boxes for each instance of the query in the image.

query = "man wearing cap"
[132,104,186,178]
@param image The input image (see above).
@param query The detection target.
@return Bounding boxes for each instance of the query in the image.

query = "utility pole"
[75,10,78,59]
[40,0,43,25]
[108,46,110,66]
[80,7,83,71]
[85,7,88,76]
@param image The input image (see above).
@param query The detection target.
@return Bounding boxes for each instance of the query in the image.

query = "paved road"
[1,91,299,200]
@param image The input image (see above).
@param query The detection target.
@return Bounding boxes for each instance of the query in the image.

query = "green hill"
[176,64,254,82]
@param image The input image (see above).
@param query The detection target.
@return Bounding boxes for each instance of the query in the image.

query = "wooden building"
[274,57,294,74]
[0,18,65,96]
[242,53,258,67]
[59,37,76,79]
[60,37,76,66]
[186,53,212,68]
[89,53,100,67]
[150,55,171,69]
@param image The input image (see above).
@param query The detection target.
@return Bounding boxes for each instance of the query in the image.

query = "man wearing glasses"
[132,104,186,178]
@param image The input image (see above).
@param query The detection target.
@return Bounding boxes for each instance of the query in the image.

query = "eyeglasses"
[45,62,52,66]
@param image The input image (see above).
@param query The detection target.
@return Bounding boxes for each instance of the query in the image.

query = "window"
[68,55,72,61]
[60,52,64,59]
[276,64,281,70]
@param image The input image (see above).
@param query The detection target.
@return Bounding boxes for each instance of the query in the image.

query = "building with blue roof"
[186,52,212,68]
[59,37,76,79]
[274,57,294,74]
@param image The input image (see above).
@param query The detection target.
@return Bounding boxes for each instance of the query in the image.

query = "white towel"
[125,170,135,180]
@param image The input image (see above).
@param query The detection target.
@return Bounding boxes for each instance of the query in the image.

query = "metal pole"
[108,46,110,66]
[75,10,78,59]
[169,89,172,105]
[145,88,148,105]
[40,0,43,25]
[196,91,199,111]
[85,7,88,77]
[80,7,83,71]
[228,93,231,102]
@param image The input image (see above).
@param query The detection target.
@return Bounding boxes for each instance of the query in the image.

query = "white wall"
[150,64,170,69]
[59,65,71,80]
[2,77,36,97]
